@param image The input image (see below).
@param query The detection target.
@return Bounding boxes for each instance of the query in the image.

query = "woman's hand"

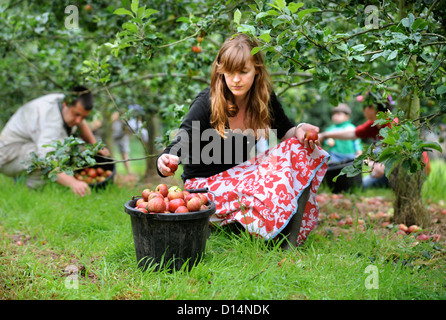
[157,154,180,177]
[295,123,321,150]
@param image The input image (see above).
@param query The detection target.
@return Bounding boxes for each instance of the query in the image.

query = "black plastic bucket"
[74,155,116,189]
[323,159,363,193]
[124,188,215,271]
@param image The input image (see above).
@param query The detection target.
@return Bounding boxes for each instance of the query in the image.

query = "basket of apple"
[74,155,116,189]
[124,184,216,271]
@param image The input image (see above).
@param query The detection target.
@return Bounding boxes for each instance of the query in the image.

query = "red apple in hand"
[167,158,178,174]
[305,130,318,141]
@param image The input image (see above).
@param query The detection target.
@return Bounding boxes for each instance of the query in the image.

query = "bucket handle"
[186,187,216,203]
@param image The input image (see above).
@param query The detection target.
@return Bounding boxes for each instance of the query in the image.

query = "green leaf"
[237,24,256,36]
[383,157,401,177]
[411,18,425,31]
[176,17,189,23]
[234,9,242,25]
[381,135,396,145]
[258,33,271,43]
[392,32,408,43]
[275,0,286,10]
[376,148,395,162]
[336,43,348,52]
[288,2,304,14]
[337,164,362,180]
[251,47,261,55]
[370,52,383,61]
[143,8,158,19]
[352,55,365,62]
[351,44,366,52]
[298,8,319,21]
[347,68,356,80]
[387,50,398,61]
[131,0,139,14]
[123,22,138,33]
[419,142,443,153]
[437,85,446,95]
[256,10,280,21]
[113,8,134,17]
[401,13,414,28]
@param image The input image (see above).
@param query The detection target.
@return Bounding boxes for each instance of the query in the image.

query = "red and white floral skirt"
[184,137,329,245]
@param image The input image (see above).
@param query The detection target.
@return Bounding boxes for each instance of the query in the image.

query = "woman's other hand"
[157,154,180,177]
[296,123,321,150]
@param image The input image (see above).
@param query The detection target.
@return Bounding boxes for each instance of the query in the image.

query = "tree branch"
[277,78,314,96]
[425,0,441,20]
[299,28,333,55]
[421,56,446,91]
[354,75,401,93]
[420,41,446,47]
[329,23,398,45]
[93,72,210,94]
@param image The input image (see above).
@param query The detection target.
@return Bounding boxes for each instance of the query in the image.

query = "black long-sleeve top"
[157,87,295,182]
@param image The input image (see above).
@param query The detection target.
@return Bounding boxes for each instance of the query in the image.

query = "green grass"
[1,160,445,301]
[422,159,446,204]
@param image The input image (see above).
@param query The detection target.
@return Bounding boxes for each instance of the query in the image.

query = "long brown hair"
[210,34,273,139]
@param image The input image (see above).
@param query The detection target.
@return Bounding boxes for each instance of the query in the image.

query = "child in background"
[323,103,362,163]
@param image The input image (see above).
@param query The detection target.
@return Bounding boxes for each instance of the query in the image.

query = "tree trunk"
[391,92,429,227]
[389,167,429,227]
[144,114,158,179]
[392,1,430,226]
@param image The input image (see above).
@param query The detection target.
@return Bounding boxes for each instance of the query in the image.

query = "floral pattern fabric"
[184,137,329,245]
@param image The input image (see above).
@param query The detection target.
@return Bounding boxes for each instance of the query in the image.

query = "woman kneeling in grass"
[157,34,329,248]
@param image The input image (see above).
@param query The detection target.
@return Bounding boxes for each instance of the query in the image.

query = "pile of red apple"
[134,184,210,214]
[75,167,113,185]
